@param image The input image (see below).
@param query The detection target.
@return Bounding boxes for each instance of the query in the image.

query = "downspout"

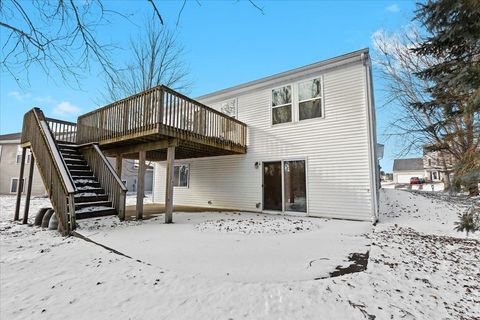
[362,51,380,223]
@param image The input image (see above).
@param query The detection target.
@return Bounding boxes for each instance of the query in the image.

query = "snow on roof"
[393,158,424,171]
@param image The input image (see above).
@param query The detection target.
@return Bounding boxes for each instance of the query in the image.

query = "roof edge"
[196,48,369,102]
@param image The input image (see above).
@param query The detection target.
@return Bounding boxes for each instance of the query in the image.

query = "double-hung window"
[271,85,292,125]
[16,146,31,164]
[298,78,322,120]
[174,164,189,188]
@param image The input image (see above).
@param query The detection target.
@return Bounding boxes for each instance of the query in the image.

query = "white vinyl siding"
[154,61,375,221]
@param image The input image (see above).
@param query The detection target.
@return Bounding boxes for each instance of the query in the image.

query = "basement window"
[298,77,323,120]
[272,85,292,125]
[174,164,189,188]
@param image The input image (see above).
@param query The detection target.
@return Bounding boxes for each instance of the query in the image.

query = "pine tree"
[413,0,480,195]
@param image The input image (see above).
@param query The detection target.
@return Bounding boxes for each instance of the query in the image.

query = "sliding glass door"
[263,160,307,213]
[283,160,307,213]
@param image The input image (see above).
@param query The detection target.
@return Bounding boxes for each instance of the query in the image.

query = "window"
[174,164,189,187]
[10,178,25,193]
[298,78,322,120]
[220,99,237,119]
[16,146,31,164]
[272,85,292,125]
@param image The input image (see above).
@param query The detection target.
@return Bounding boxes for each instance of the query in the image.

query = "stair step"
[70,170,94,177]
[67,164,90,171]
[58,146,79,153]
[74,194,109,203]
[64,158,87,165]
[75,186,104,192]
[62,154,84,160]
[76,206,117,219]
[75,201,112,209]
[73,179,100,187]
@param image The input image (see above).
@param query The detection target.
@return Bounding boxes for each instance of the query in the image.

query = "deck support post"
[136,150,146,220]
[23,154,35,224]
[165,145,175,224]
[13,147,27,221]
[116,154,122,178]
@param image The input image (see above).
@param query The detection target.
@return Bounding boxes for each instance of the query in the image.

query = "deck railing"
[46,117,77,144]
[81,144,127,220]
[21,108,76,235]
[76,86,247,149]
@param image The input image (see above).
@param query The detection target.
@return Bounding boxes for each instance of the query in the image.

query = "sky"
[0,0,419,172]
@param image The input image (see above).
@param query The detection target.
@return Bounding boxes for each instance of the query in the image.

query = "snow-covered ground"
[1,190,479,319]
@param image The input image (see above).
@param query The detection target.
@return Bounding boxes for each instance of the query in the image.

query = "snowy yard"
[1,190,479,319]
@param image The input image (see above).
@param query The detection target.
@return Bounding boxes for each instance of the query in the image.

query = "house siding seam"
[153,60,375,221]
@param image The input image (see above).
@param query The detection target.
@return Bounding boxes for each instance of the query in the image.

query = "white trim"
[270,84,293,126]
[173,163,190,188]
[362,53,379,223]
[261,158,308,216]
[297,76,325,122]
[10,177,25,194]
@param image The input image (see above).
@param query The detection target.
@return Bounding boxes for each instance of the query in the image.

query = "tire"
[34,208,50,226]
[48,212,58,230]
[41,209,55,228]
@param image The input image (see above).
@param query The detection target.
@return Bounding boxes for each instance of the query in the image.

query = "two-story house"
[0,133,46,195]
[152,48,379,222]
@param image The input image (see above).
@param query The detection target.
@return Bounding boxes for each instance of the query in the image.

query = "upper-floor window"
[174,164,189,188]
[221,99,237,119]
[298,78,322,120]
[271,85,292,125]
[16,146,31,164]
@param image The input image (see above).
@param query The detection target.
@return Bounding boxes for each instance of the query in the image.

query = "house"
[423,148,454,182]
[0,133,46,195]
[392,158,425,183]
[153,48,379,222]
[15,48,379,235]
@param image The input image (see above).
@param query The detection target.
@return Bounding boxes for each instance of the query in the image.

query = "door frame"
[261,157,309,216]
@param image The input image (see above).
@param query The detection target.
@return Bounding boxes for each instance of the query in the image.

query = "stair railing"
[80,144,127,220]
[46,117,77,143]
[21,108,77,235]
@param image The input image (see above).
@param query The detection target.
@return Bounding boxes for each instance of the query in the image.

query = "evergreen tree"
[413,0,480,195]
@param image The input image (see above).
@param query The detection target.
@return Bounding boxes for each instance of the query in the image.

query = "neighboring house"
[1,132,152,195]
[0,133,46,195]
[392,158,425,184]
[423,149,454,182]
[153,48,380,222]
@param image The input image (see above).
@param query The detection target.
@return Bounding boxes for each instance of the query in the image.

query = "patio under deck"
[76,85,247,161]
[73,85,247,224]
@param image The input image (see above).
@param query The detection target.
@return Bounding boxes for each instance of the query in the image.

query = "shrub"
[454,206,480,237]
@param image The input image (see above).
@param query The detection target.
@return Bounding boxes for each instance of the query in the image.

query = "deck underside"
[98,126,247,161]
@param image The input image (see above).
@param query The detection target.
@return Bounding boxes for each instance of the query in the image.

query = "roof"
[196,48,369,103]
[393,158,424,171]
[0,132,21,143]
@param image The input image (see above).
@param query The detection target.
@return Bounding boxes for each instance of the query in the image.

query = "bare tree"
[0,0,121,86]
[104,20,192,102]
[1,0,264,88]
[372,25,479,192]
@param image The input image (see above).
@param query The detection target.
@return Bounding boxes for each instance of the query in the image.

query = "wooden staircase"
[58,144,117,219]
[17,108,127,235]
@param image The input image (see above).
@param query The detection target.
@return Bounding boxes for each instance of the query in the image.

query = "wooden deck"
[76,86,247,160]
[124,203,237,221]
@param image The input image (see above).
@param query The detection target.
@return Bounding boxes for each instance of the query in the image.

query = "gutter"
[362,52,380,223]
